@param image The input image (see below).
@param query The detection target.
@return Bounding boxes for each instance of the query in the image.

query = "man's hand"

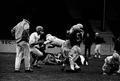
[30,40,44,47]
[38,40,44,44]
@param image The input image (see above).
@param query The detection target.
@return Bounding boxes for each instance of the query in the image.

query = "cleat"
[66,70,77,73]
[61,68,64,72]
[112,73,117,75]
[94,54,97,58]
[33,65,42,68]
[98,55,101,58]
[117,70,120,73]
[61,66,65,72]
[14,70,20,73]
[103,72,107,75]
[75,68,81,72]
[25,69,33,73]
[86,62,88,65]
[84,61,88,66]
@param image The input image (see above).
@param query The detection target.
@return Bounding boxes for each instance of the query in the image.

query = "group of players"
[11,19,120,75]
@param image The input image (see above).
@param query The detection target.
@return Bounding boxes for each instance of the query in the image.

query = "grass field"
[0,53,120,81]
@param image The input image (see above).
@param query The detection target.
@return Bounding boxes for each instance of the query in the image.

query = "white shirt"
[11,20,29,43]
[29,32,40,45]
[44,34,65,46]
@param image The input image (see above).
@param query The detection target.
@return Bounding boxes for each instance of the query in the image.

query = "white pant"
[15,41,30,70]
[30,46,43,56]
[94,44,101,54]
[69,56,80,70]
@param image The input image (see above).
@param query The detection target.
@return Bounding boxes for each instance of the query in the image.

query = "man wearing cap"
[11,19,33,72]
[29,26,45,67]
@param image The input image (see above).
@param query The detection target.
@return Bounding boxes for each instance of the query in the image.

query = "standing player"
[11,19,33,72]
[83,32,93,59]
[94,32,105,58]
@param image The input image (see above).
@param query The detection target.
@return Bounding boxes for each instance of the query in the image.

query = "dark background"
[0,0,120,39]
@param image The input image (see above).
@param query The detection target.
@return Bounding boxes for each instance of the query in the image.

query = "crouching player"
[29,26,45,68]
[61,44,86,72]
[69,45,85,72]
[43,34,67,64]
[102,51,120,75]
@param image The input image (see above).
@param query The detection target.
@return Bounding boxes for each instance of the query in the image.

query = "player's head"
[95,32,99,36]
[23,23,29,30]
[46,34,54,41]
[22,19,30,32]
[36,26,44,35]
[46,34,52,38]
[113,52,120,59]
[77,23,83,28]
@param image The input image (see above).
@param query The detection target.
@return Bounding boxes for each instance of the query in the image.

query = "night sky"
[0,0,120,39]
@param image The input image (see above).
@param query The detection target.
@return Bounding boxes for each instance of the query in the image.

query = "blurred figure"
[94,32,105,58]
[83,32,93,64]
[102,51,120,75]
[113,36,120,54]
[11,19,33,72]
[112,36,120,73]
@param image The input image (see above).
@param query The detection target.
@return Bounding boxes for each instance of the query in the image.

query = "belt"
[16,38,22,43]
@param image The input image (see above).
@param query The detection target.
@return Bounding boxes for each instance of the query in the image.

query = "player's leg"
[31,47,43,66]
[69,58,75,71]
[97,44,101,58]
[117,65,120,73]
[102,63,111,75]
[74,63,81,71]
[94,44,101,58]
[84,45,87,58]
[38,45,47,61]
[31,47,43,56]
[79,55,87,65]
[24,43,33,72]
[84,48,89,65]
[31,52,37,65]
[84,45,88,65]
[14,45,23,72]
[88,45,92,58]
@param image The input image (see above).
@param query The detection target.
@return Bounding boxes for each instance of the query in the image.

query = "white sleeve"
[29,33,36,44]
[11,26,16,32]
[104,58,107,63]
[11,26,16,36]
[44,35,53,44]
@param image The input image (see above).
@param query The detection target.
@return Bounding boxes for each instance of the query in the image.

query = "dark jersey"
[21,30,29,42]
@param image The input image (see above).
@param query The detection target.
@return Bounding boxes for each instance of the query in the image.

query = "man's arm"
[30,39,44,47]
[11,27,16,37]
[44,40,52,45]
